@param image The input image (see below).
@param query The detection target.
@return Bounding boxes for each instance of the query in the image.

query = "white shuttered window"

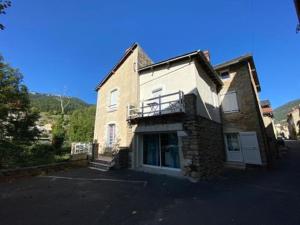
[220,91,239,113]
[110,89,118,106]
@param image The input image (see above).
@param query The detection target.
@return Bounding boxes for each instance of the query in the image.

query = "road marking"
[39,175,147,186]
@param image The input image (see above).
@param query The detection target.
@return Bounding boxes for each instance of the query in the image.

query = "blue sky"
[0,0,299,108]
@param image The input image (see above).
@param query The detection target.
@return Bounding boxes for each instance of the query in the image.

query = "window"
[107,124,116,146]
[225,133,240,151]
[110,89,118,106]
[220,91,239,113]
[220,71,230,80]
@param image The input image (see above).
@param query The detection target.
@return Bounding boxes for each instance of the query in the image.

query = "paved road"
[1,141,300,225]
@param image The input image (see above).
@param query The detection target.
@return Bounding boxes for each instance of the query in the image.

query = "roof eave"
[95,43,138,91]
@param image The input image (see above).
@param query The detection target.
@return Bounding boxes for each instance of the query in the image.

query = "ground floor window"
[225,133,240,151]
[107,124,116,147]
[143,133,180,169]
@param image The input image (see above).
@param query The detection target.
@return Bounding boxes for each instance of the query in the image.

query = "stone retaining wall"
[0,159,88,182]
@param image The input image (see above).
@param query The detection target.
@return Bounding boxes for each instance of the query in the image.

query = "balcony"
[127,91,185,120]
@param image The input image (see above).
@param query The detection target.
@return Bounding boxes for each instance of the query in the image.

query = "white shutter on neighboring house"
[221,91,239,113]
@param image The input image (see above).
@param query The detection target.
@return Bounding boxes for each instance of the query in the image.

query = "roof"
[138,50,223,87]
[262,107,273,116]
[260,100,271,108]
[95,43,138,91]
[214,54,261,92]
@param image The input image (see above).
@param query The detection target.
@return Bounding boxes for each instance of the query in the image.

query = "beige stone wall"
[94,46,152,153]
[217,62,269,164]
[287,108,300,139]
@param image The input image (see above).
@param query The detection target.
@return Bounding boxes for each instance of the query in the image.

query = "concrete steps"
[89,156,115,172]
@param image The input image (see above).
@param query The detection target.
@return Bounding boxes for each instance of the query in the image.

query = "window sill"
[107,106,117,112]
[223,110,239,114]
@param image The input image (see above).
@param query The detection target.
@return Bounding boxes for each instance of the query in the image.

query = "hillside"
[29,92,90,114]
[273,99,300,123]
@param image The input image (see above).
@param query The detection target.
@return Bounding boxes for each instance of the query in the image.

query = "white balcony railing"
[127,91,185,120]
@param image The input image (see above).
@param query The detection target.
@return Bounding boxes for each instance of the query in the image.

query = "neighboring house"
[93,43,152,156]
[93,44,274,178]
[260,100,278,158]
[214,55,272,166]
[275,123,290,139]
[287,106,300,139]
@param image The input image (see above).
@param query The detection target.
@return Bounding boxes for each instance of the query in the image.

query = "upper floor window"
[108,88,119,110]
[220,70,230,80]
[221,91,239,113]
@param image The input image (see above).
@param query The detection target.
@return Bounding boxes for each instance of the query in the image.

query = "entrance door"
[239,132,262,165]
[224,133,243,162]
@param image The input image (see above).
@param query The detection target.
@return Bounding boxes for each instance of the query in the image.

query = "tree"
[67,106,96,142]
[0,54,40,144]
[0,0,11,30]
[51,115,65,149]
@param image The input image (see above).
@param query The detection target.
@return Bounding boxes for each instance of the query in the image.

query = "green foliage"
[0,55,40,144]
[29,144,55,163]
[273,99,300,123]
[52,116,65,149]
[0,140,70,169]
[29,93,89,114]
[67,106,96,142]
[0,0,11,30]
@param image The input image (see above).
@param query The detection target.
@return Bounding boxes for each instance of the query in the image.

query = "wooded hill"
[29,92,90,114]
[273,99,300,124]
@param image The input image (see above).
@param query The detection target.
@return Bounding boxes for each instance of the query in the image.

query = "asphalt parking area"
[1,141,300,225]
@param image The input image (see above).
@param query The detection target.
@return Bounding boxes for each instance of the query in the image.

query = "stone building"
[287,106,300,140]
[93,44,274,178]
[214,54,272,167]
[260,100,278,158]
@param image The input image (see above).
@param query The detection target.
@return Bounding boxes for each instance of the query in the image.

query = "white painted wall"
[193,62,221,122]
[138,58,221,123]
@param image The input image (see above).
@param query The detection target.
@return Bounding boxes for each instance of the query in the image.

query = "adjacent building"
[287,106,300,139]
[214,55,272,166]
[93,44,275,178]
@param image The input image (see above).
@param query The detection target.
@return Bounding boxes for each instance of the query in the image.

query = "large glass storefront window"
[143,133,180,169]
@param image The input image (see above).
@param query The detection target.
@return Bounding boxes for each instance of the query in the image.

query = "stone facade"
[287,107,300,140]
[181,94,224,178]
[93,44,152,155]
[215,61,271,165]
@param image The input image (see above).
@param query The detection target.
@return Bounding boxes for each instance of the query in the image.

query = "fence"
[71,142,93,155]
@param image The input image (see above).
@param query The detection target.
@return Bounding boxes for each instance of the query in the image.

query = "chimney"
[203,50,210,62]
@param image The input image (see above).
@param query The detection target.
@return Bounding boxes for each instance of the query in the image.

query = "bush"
[30,144,55,159]
[0,140,25,168]
[52,135,64,149]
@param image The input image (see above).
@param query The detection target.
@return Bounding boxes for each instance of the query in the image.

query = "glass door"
[143,134,160,166]
[142,133,180,169]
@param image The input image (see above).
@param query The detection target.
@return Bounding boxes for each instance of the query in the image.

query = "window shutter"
[221,92,239,112]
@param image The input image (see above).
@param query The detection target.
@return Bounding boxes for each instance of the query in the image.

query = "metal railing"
[127,91,185,120]
[71,142,93,155]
